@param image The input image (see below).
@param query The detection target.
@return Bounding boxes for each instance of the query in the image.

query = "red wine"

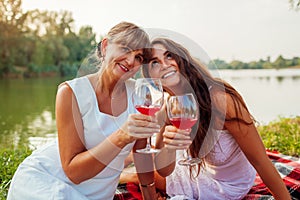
[135,105,161,116]
[169,117,197,129]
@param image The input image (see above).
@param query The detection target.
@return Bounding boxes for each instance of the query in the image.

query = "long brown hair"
[143,38,254,177]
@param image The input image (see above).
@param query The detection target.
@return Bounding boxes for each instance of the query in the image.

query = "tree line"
[0,0,299,78]
[211,55,300,70]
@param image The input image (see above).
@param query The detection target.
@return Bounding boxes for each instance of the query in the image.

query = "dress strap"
[66,76,96,116]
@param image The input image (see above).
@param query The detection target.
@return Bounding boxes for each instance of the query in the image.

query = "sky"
[21,0,300,63]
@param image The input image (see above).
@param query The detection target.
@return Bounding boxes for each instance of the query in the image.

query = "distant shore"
[2,65,300,80]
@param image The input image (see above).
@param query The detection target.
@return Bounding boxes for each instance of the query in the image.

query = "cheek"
[172,61,180,70]
[105,52,115,63]
[106,47,122,62]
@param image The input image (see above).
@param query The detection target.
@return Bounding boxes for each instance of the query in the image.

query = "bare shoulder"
[210,87,228,111]
[211,86,251,121]
[55,82,77,112]
[57,82,73,98]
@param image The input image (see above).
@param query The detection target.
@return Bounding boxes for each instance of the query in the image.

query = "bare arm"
[133,139,157,200]
[133,107,171,199]
[56,84,159,184]
[220,92,291,200]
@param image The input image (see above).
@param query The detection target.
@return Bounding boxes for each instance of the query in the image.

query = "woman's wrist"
[139,181,158,200]
[113,129,135,147]
[139,181,155,188]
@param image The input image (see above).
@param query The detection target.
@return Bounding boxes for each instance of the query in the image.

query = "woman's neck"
[90,71,126,97]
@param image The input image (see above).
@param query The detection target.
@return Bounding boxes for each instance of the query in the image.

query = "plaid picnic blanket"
[114,150,300,200]
[114,182,143,200]
[243,150,300,200]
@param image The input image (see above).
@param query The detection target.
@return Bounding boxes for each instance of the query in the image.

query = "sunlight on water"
[27,110,57,149]
[27,110,56,134]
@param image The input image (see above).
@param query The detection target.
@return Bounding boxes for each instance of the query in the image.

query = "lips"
[118,63,129,72]
[162,70,176,79]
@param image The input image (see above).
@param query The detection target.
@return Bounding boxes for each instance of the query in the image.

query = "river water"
[0,69,299,148]
[218,68,300,124]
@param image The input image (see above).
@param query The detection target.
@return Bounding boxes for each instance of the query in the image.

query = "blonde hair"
[97,22,150,60]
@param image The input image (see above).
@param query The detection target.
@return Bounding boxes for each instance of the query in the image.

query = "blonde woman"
[7,22,159,200]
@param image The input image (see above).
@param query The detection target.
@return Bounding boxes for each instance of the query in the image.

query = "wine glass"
[167,93,202,166]
[132,78,164,154]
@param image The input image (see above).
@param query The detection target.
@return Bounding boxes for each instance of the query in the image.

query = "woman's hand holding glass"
[120,113,161,144]
[162,125,192,150]
[166,93,201,166]
[132,78,164,153]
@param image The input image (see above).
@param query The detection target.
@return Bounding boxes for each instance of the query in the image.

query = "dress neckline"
[83,76,130,119]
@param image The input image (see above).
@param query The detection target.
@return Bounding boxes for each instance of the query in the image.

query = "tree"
[77,26,97,60]
[0,0,28,74]
[229,60,247,70]
[210,59,230,69]
[273,55,287,69]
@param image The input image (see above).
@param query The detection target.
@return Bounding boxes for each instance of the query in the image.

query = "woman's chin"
[162,76,180,88]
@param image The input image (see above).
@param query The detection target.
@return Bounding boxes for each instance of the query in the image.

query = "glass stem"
[146,137,152,150]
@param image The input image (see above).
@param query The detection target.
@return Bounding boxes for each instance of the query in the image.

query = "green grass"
[0,146,32,200]
[258,116,300,157]
[0,116,299,199]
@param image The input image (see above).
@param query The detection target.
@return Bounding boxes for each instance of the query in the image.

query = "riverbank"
[2,65,300,79]
[2,66,60,79]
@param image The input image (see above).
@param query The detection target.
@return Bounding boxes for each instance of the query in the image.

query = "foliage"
[210,56,300,70]
[0,0,27,74]
[0,0,97,78]
[0,146,32,200]
[258,116,300,157]
[1,0,300,77]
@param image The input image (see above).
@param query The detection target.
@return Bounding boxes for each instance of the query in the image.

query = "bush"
[258,116,300,157]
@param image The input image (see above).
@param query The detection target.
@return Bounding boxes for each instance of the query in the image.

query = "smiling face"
[148,43,181,90]
[103,39,145,80]
[98,22,150,81]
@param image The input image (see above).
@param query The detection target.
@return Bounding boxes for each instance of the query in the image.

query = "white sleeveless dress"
[7,76,136,200]
[166,130,256,200]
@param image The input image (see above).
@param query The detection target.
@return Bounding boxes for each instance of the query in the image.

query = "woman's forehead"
[152,44,167,56]
[153,43,166,50]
